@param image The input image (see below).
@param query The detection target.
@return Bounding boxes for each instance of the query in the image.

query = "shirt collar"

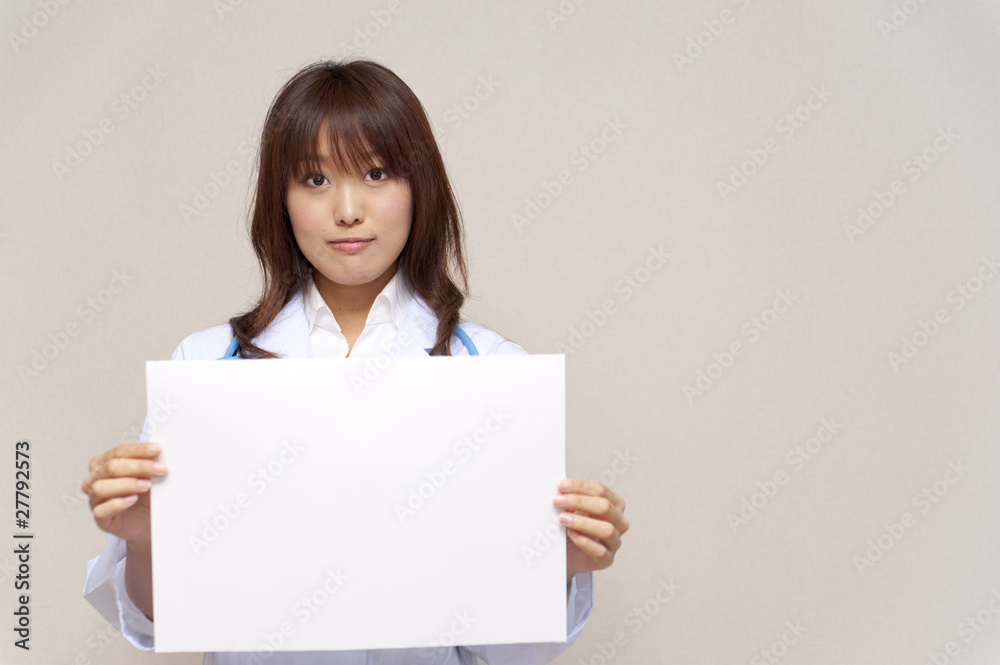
[304,269,413,332]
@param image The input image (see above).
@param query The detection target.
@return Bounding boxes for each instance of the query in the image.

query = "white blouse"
[304,270,411,359]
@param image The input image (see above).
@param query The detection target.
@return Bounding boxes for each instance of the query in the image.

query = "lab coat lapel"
[253,289,312,359]
[394,294,437,357]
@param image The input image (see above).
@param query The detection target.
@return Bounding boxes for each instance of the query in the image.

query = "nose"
[333,180,363,226]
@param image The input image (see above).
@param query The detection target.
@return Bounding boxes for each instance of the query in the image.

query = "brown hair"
[229,59,468,357]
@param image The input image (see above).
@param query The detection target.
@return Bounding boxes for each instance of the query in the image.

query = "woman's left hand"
[555,478,629,580]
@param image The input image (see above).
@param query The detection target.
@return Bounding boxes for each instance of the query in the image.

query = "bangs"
[279,73,406,181]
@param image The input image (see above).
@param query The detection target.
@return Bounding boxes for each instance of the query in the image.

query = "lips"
[329,238,373,252]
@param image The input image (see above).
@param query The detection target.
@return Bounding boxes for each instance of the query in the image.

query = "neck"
[313,262,399,321]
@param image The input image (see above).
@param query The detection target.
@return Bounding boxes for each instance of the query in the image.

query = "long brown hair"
[229,59,468,357]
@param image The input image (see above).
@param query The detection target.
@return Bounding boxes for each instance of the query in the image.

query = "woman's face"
[286,148,412,294]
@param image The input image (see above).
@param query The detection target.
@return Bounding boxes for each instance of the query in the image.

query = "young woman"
[82,59,629,665]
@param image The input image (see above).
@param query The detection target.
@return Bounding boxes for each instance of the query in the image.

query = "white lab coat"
[83,285,596,665]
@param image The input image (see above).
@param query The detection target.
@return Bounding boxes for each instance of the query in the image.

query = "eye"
[299,173,327,187]
[364,168,390,182]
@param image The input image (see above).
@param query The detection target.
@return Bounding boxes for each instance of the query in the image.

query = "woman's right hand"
[83,442,168,543]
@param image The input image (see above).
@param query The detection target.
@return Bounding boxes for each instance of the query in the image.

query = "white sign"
[147,355,566,653]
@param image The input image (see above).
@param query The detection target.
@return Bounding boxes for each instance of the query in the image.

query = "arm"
[124,540,154,620]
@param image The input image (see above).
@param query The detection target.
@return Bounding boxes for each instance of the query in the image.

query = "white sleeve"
[458,572,595,665]
[83,534,155,651]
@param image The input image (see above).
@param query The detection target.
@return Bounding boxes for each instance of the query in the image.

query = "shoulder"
[167,289,309,360]
[169,322,235,361]
[404,290,527,357]
[457,320,527,356]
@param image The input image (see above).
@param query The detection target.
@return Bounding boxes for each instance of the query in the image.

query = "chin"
[320,269,382,287]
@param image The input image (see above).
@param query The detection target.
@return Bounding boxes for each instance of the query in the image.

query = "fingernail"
[146,443,161,455]
[125,494,139,504]
[559,513,573,526]
[153,462,167,474]
[137,479,151,491]
[553,495,567,507]
[558,479,572,492]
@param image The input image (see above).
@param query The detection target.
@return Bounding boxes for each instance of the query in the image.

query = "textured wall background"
[2,1,998,663]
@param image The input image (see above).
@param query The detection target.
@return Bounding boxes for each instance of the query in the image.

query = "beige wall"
[2,1,999,663]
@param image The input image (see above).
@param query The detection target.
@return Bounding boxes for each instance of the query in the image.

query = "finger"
[89,442,162,473]
[92,495,139,523]
[86,457,167,487]
[82,459,166,498]
[87,478,152,508]
[566,528,615,570]
[559,512,622,554]
[558,478,626,512]
[554,493,629,534]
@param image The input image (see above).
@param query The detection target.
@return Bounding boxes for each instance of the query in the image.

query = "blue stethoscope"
[219,325,478,359]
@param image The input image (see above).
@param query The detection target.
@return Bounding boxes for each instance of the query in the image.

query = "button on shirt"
[305,270,412,358]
